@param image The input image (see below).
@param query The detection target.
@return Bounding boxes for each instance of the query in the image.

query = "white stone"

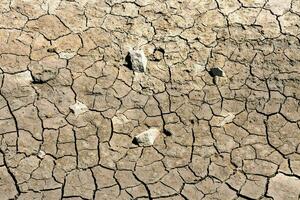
[128,49,147,72]
[59,52,76,59]
[37,150,46,159]
[219,112,235,127]
[134,128,160,146]
[69,101,89,117]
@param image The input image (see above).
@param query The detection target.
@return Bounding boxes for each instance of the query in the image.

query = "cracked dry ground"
[1,0,300,200]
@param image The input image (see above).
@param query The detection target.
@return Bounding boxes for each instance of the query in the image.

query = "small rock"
[37,150,46,159]
[219,112,235,127]
[210,111,236,127]
[210,67,225,77]
[59,52,77,59]
[133,128,160,146]
[209,67,227,85]
[213,76,227,85]
[32,68,57,83]
[128,49,147,72]
[69,101,89,117]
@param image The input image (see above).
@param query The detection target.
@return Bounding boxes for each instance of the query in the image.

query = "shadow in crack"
[124,53,133,70]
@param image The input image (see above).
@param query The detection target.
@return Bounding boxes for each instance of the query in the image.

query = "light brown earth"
[0,0,300,199]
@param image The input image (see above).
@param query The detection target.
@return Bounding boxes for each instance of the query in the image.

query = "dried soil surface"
[0,0,300,199]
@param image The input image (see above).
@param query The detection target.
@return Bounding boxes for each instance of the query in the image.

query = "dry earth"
[0,0,300,199]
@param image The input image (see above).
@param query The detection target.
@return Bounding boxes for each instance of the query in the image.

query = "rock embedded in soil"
[209,67,227,85]
[31,68,57,83]
[38,150,46,159]
[133,128,160,146]
[220,112,235,127]
[69,101,89,117]
[128,49,147,72]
